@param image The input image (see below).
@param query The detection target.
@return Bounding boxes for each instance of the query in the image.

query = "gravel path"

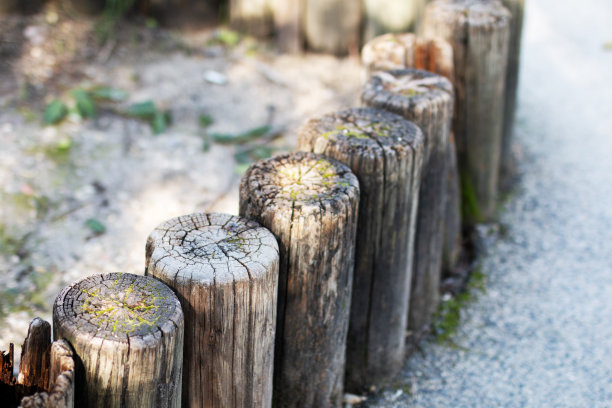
[369,0,612,406]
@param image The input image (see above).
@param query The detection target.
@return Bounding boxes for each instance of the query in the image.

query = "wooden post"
[500,0,526,188]
[53,273,184,408]
[303,0,361,55]
[146,213,279,408]
[423,0,511,223]
[362,0,427,43]
[271,0,302,53]
[239,152,359,407]
[297,109,424,390]
[230,0,273,37]
[46,340,75,408]
[18,318,51,392]
[362,69,454,332]
[361,33,462,274]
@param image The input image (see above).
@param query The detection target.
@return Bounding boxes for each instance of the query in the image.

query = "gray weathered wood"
[46,340,75,408]
[146,212,278,408]
[53,273,184,408]
[361,32,462,273]
[18,318,51,391]
[303,0,361,55]
[230,0,273,37]
[363,0,427,42]
[271,0,302,53]
[423,0,511,223]
[239,151,359,407]
[298,108,424,390]
[500,0,525,189]
[362,69,454,332]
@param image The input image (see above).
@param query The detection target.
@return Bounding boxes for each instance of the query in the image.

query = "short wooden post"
[500,0,526,188]
[18,318,51,391]
[146,213,279,408]
[361,32,462,274]
[230,0,273,37]
[297,109,424,390]
[303,0,361,55]
[239,152,359,407]
[362,69,454,332]
[53,273,184,408]
[423,0,511,223]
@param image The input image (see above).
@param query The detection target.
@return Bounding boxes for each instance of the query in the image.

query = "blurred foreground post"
[53,273,184,408]
[298,108,424,390]
[146,213,278,408]
[240,152,359,407]
[362,69,454,333]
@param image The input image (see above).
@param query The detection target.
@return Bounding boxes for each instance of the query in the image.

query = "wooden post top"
[298,107,424,153]
[146,212,279,287]
[363,69,453,107]
[240,151,360,214]
[427,0,510,26]
[53,273,183,344]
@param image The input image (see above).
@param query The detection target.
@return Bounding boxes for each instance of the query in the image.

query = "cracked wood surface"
[239,151,359,407]
[361,33,462,273]
[297,108,424,390]
[423,0,511,223]
[146,212,279,408]
[362,69,453,332]
[53,273,184,408]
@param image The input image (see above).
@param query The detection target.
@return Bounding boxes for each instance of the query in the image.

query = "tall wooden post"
[500,0,526,188]
[239,152,359,407]
[423,0,511,223]
[53,273,184,408]
[303,0,361,55]
[18,318,51,391]
[298,108,424,390]
[362,69,454,332]
[146,213,279,408]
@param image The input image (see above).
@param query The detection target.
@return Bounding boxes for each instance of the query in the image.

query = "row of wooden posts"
[0,0,525,406]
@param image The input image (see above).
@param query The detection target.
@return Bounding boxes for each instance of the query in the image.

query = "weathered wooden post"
[18,318,51,392]
[500,0,526,188]
[271,0,302,53]
[297,109,424,390]
[361,32,462,274]
[230,0,273,37]
[146,213,278,408]
[53,273,184,408]
[423,0,511,223]
[362,69,454,332]
[363,0,428,42]
[239,152,359,407]
[303,0,361,55]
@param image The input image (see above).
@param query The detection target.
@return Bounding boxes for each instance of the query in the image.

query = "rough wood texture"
[297,108,424,390]
[271,0,302,53]
[146,212,278,408]
[423,0,511,223]
[53,273,184,408]
[46,340,75,408]
[303,0,361,55]
[18,318,51,391]
[500,0,525,188]
[361,32,462,273]
[362,69,454,332]
[230,0,273,37]
[363,0,427,43]
[239,151,359,407]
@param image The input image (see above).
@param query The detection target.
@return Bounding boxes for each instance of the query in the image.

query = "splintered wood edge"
[146,212,279,286]
[298,107,424,152]
[53,273,183,347]
[241,151,360,215]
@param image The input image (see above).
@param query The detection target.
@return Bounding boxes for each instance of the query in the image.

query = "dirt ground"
[0,5,364,365]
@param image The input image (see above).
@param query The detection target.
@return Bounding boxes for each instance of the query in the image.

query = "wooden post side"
[362,69,454,332]
[146,213,279,408]
[53,273,184,408]
[500,0,526,188]
[443,132,462,273]
[303,0,361,55]
[18,318,51,392]
[423,0,511,223]
[298,108,424,390]
[240,152,360,407]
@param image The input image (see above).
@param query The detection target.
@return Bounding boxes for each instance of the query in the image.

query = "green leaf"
[55,137,72,152]
[90,86,129,102]
[126,100,157,118]
[151,112,167,134]
[85,218,106,234]
[198,114,213,128]
[211,125,271,145]
[71,89,96,118]
[43,100,67,125]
